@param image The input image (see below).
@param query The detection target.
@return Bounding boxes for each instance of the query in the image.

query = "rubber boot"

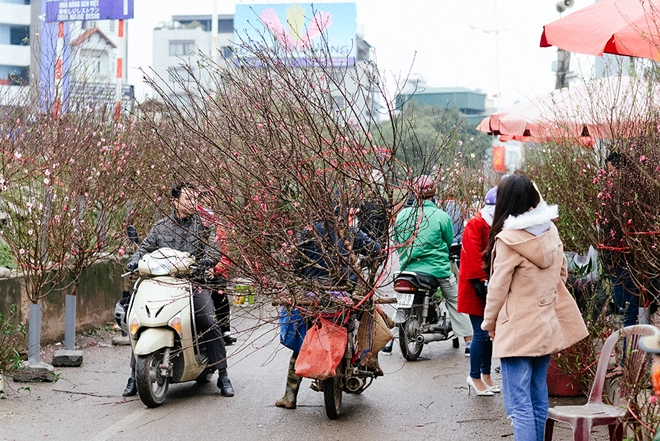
[275,356,302,409]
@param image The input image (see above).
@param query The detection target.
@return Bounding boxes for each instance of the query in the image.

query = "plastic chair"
[544,324,660,441]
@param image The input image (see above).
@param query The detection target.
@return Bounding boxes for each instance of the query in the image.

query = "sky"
[126,0,597,109]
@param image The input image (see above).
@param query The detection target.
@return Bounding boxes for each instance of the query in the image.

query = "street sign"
[45,0,134,23]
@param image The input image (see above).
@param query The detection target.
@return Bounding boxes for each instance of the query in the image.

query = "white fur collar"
[502,201,558,232]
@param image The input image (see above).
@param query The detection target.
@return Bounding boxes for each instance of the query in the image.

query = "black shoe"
[217,370,234,397]
[122,377,137,397]
[223,335,237,346]
[381,341,393,354]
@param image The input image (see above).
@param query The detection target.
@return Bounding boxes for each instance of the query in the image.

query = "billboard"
[234,3,356,65]
[46,0,134,22]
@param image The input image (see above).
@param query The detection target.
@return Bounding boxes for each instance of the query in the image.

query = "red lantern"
[492,146,506,173]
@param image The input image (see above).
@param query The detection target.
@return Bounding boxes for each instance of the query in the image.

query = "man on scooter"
[124,182,234,397]
[394,175,473,354]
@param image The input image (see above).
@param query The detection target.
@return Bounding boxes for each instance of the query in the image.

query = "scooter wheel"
[323,359,345,419]
[135,349,169,407]
[399,306,424,361]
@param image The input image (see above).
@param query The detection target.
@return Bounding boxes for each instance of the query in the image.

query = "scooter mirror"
[127,225,139,245]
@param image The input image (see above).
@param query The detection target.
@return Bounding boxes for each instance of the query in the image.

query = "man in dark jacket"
[296,220,383,288]
[123,183,234,397]
[275,217,382,410]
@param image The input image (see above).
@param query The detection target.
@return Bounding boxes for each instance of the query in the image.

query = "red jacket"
[457,211,490,316]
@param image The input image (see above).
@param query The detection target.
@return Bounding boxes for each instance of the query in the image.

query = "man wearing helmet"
[394,175,473,351]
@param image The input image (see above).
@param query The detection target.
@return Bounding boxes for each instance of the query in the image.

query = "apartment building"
[0,0,30,101]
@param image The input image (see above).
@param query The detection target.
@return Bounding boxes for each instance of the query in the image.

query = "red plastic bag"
[294,317,348,380]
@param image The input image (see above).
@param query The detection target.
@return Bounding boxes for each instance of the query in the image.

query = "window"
[333,95,346,110]
[9,26,29,45]
[109,20,115,33]
[169,41,196,56]
[222,46,233,59]
[167,67,193,83]
[218,19,233,33]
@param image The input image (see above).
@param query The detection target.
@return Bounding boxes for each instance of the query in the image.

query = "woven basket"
[355,310,393,374]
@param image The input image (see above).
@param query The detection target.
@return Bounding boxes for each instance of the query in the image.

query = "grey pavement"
[0,301,607,441]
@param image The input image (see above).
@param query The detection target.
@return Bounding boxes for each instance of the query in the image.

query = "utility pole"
[554,0,574,89]
[469,1,505,109]
[211,0,218,64]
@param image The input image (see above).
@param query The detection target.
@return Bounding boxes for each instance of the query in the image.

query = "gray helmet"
[114,297,130,334]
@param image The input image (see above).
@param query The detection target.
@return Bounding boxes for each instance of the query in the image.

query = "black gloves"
[196,258,217,270]
[127,262,138,272]
[471,279,488,299]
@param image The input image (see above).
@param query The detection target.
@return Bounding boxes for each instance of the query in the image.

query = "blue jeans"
[468,315,492,379]
[501,355,551,441]
[610,265,639,327]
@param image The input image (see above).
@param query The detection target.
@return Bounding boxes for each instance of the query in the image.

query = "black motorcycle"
[393,244,461,361]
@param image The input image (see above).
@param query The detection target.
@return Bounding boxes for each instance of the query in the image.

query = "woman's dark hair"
[171,182,197,199]
[482,173,540,274]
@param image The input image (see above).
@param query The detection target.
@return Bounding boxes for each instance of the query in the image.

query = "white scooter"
[119,227,214,408]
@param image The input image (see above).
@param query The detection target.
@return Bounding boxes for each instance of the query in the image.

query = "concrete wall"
[0,260,126,344]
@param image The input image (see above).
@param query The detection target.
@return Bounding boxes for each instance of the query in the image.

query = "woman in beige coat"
[481,174,587,441]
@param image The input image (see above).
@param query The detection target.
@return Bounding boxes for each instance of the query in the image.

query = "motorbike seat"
[396,271,440,291]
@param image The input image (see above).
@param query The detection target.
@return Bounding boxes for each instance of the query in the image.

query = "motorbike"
[393,243,462,361]
[117,226,214,408]
[281,295,396,420]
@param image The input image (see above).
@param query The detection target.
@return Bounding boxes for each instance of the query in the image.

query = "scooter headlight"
[129,314,141,338]
[168,314,182,336]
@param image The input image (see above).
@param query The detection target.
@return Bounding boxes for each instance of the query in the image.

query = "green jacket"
[395,200,454,279]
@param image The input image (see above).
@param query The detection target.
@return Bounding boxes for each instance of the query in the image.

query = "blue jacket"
[296,220,382,286]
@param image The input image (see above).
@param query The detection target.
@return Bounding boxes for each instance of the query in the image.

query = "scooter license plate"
[396,293,414,309]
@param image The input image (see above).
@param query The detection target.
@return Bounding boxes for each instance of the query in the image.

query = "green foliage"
[0,241,15,268]
[373,101,490,174]
[0,304,26,376]
[525,141,600,253]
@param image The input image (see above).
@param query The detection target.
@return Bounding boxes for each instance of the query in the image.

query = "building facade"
[0,0,132,110]
[0,0,31,101]
[396,82,489,127]
[151,8,377,126]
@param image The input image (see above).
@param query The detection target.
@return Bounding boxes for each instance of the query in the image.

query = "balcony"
[0,3,30,26]
[0,44,30,67]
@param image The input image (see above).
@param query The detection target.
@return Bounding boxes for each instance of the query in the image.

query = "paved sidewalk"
[1,303,608,441]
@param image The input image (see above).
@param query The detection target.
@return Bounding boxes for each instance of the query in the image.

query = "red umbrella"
[541,0,660,61]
